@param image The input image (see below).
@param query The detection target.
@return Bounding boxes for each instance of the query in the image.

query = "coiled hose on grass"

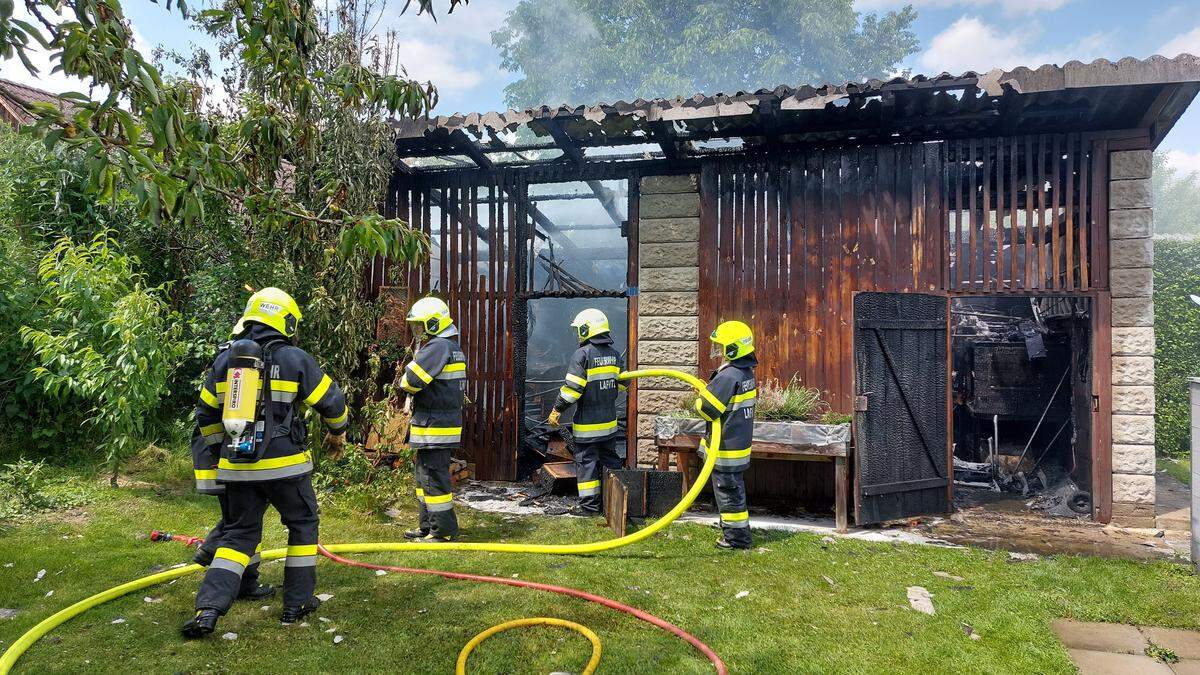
[0,369,726,674]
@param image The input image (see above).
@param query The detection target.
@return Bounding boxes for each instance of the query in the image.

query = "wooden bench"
[655,434,851,533]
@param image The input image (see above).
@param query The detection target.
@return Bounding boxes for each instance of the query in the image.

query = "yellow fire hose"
[0,369,723,674]
[456,617,602,675]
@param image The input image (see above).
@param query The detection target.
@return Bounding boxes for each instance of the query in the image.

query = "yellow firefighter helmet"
[407,296,454,336]
[710,320,754,361]
[234,287,302,338]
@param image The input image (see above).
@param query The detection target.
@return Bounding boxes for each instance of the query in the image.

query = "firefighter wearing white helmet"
[694,320,758,550]
[548,308,626,516]
[184,288,349,638]
[399,296,466,541]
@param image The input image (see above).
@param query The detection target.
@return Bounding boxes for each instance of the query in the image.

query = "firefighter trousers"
[712,469,752,549]
[195,492,263,595]
[414,447,458,538]
[573,437,623,513]
[194,474,320,613]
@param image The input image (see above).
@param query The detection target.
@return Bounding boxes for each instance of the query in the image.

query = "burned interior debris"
[951,296,1093,517]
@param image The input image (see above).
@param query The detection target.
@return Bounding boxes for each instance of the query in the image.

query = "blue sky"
[3,0,1199,172]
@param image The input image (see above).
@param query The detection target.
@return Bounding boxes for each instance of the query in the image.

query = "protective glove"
[547,409,561,427]
[324,432,346,460]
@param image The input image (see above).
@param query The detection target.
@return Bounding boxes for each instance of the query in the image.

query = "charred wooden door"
[853,292,949,523]
[397,174,524,480]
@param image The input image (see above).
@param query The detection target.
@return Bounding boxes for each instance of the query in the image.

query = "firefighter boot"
[238,582,276,600]
[280,597,320,624]
[181,608,221,639]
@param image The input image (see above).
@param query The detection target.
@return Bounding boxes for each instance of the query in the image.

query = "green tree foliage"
[19,234,183,481]
[1153,240,1200,458]
[0,1,465,466]
[492,0,919,107]
[1152,154,1200,236]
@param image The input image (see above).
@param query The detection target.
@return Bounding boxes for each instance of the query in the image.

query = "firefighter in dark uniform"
[182,288,349,638]
[548,308,626,516]
[694,320,757,550]
[400,296,465,542]
[189,343,273,602]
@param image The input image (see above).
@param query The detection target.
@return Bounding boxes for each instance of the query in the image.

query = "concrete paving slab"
[1053,619,1149,654]
[1066,649,1174,675]
[1141,626,1200,660]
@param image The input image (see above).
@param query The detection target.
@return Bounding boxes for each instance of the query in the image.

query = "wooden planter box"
[653,416,853,532]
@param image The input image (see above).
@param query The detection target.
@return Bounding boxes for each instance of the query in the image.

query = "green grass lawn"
[1160,456,1192,486]
[2,465,1200,675]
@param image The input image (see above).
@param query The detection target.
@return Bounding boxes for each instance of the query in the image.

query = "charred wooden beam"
[538,117,586,165]
[649,120,683,161]
[446,130,495,169]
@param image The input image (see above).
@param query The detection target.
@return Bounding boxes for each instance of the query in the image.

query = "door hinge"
[855,395,869,412]
[1092,394,1100,412]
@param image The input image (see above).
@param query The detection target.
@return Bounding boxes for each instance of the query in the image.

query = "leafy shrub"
[0,458,88,521]
[20,234,184,480]
[1153,239,1200,458]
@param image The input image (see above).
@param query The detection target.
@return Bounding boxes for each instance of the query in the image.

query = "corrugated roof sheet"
[394,54,1200,140]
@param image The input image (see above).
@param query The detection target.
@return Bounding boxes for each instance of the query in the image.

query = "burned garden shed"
[375,55,1200,527]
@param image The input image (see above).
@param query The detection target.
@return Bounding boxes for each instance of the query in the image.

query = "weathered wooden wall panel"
[698,134,1105,413]
[699,145,944,412]
[394,177,521,481]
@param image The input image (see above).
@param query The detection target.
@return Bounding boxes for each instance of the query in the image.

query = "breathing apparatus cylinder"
[222,339,265,459]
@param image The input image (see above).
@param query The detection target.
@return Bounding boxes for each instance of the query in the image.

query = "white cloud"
[917,16,1112,74]
[1165,150,1200,176]
[391,38,485,94]
[1160,25,1200,58]
[855,0,1072,15]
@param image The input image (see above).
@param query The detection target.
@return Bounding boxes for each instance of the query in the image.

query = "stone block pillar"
[634,174,701,467]
[1108,149,1156,527]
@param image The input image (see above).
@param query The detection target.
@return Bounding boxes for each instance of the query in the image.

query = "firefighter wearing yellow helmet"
[547,308,626,516]
[694,320,758,550]
[399,296,466,541]
[183,287,349,638]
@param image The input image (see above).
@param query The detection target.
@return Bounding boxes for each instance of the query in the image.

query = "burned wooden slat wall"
[945,133,1098,293]
[394,176,521,481]
[698,133,1105,413]
[699,144,944,412]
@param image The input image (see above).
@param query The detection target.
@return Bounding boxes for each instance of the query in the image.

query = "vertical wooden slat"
[1091,138,1109,289]
[940,142,950,292]
[1051,134,1062,290]
[804,152,822,390]
[1024,135,1034,289]
[895,144,913,292]
[912,143,927,291]
[789,155,806,383]
[1078,135,1091,290]
[927,142,943,293]
[1033,135,1045,289]
[862,146,879,292]
[1009,136,1019,289]
[877,145,896,291]
[993,137,1004,291]
[967,138,978,291]
[981,137,992,291]
[952,140,963,290]
[1070,133,1080,285]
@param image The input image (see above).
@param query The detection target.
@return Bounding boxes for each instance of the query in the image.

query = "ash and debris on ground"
[457,480,578,516]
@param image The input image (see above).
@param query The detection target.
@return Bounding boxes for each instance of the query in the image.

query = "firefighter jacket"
[400,327,467,449]
[194,324,348,485]
[694,354,758,472]
[553,334,625,442]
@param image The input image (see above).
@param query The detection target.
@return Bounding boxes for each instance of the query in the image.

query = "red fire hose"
[316,546,728,674]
